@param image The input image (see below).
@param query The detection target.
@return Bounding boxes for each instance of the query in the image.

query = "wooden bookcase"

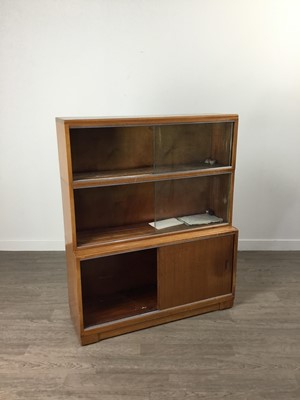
[56,115,239,345]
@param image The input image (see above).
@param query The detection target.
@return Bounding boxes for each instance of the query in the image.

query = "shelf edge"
[75,225,238,259]
[73,167,234,189]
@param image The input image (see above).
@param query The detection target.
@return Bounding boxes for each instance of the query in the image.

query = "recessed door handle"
[225,260,230,270]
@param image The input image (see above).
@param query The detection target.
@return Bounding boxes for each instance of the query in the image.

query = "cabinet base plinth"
[219,298,234,310]
[79,295,235,345]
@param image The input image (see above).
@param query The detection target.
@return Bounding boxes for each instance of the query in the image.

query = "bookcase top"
[56,114,238,128]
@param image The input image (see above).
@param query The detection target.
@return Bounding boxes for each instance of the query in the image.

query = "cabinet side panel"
[227,119,238,224]
[231,230,239,296]
[56,121,76,247]
[158,234,234,309]
[57,121,82,338]
[65,245,83,336]
[57,120,71,183]
[60,180,78,253]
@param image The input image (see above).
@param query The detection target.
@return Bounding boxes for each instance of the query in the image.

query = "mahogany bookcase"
[56,114,239,345]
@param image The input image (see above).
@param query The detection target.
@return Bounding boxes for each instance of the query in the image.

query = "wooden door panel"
[158,235,234,309]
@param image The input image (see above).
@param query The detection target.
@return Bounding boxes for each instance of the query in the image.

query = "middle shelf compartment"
[74,173,232,248]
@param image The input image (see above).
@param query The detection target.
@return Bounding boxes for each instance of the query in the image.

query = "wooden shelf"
[76,220,228,250]
[73,167,153,188]
[77,223,156,247]
[75,225,236,260]
[72,164,232,188]
[82,284,157,328]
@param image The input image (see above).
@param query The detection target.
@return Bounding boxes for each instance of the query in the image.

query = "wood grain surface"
[158,235,234,309]
[70,126,153,174]
[56,114,238,127]
[0,251,299,399]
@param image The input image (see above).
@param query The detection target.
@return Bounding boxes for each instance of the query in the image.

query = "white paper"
[178,213,223,226]
[149,218,184,230]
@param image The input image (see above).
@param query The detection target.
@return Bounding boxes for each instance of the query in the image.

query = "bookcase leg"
[81,334,99,346]
[219,298,234,310]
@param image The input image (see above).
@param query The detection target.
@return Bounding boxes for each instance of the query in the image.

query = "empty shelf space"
[83,285,157,328]
[77,223,156,248]
[80,249,157,328]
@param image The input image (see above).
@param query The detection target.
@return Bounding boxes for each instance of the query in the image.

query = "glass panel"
[154,122,233,173]
[74,182,155,245]
[70,126,154,181]
[154,174,231,232]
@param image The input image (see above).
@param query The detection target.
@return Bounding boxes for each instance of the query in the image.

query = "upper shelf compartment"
[69,119,235,188]
[154,122,233,174]
[71,125,154,188]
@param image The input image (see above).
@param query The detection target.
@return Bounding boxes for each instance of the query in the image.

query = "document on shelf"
[178,213,223,225]
[149,218,184,230]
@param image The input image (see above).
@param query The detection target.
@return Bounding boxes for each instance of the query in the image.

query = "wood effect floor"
[0,251,299,400]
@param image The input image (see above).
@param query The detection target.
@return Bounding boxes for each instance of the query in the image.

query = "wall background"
[1,0,300,250]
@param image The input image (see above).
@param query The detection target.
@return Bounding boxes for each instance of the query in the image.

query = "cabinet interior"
[154,122,233,172]
[80,249,157,328]
[70,126,154,180]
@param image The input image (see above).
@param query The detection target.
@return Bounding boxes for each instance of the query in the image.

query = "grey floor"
[0,251,300,400]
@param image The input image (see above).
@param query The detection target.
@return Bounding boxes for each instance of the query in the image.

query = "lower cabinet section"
[77,230,237,344]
